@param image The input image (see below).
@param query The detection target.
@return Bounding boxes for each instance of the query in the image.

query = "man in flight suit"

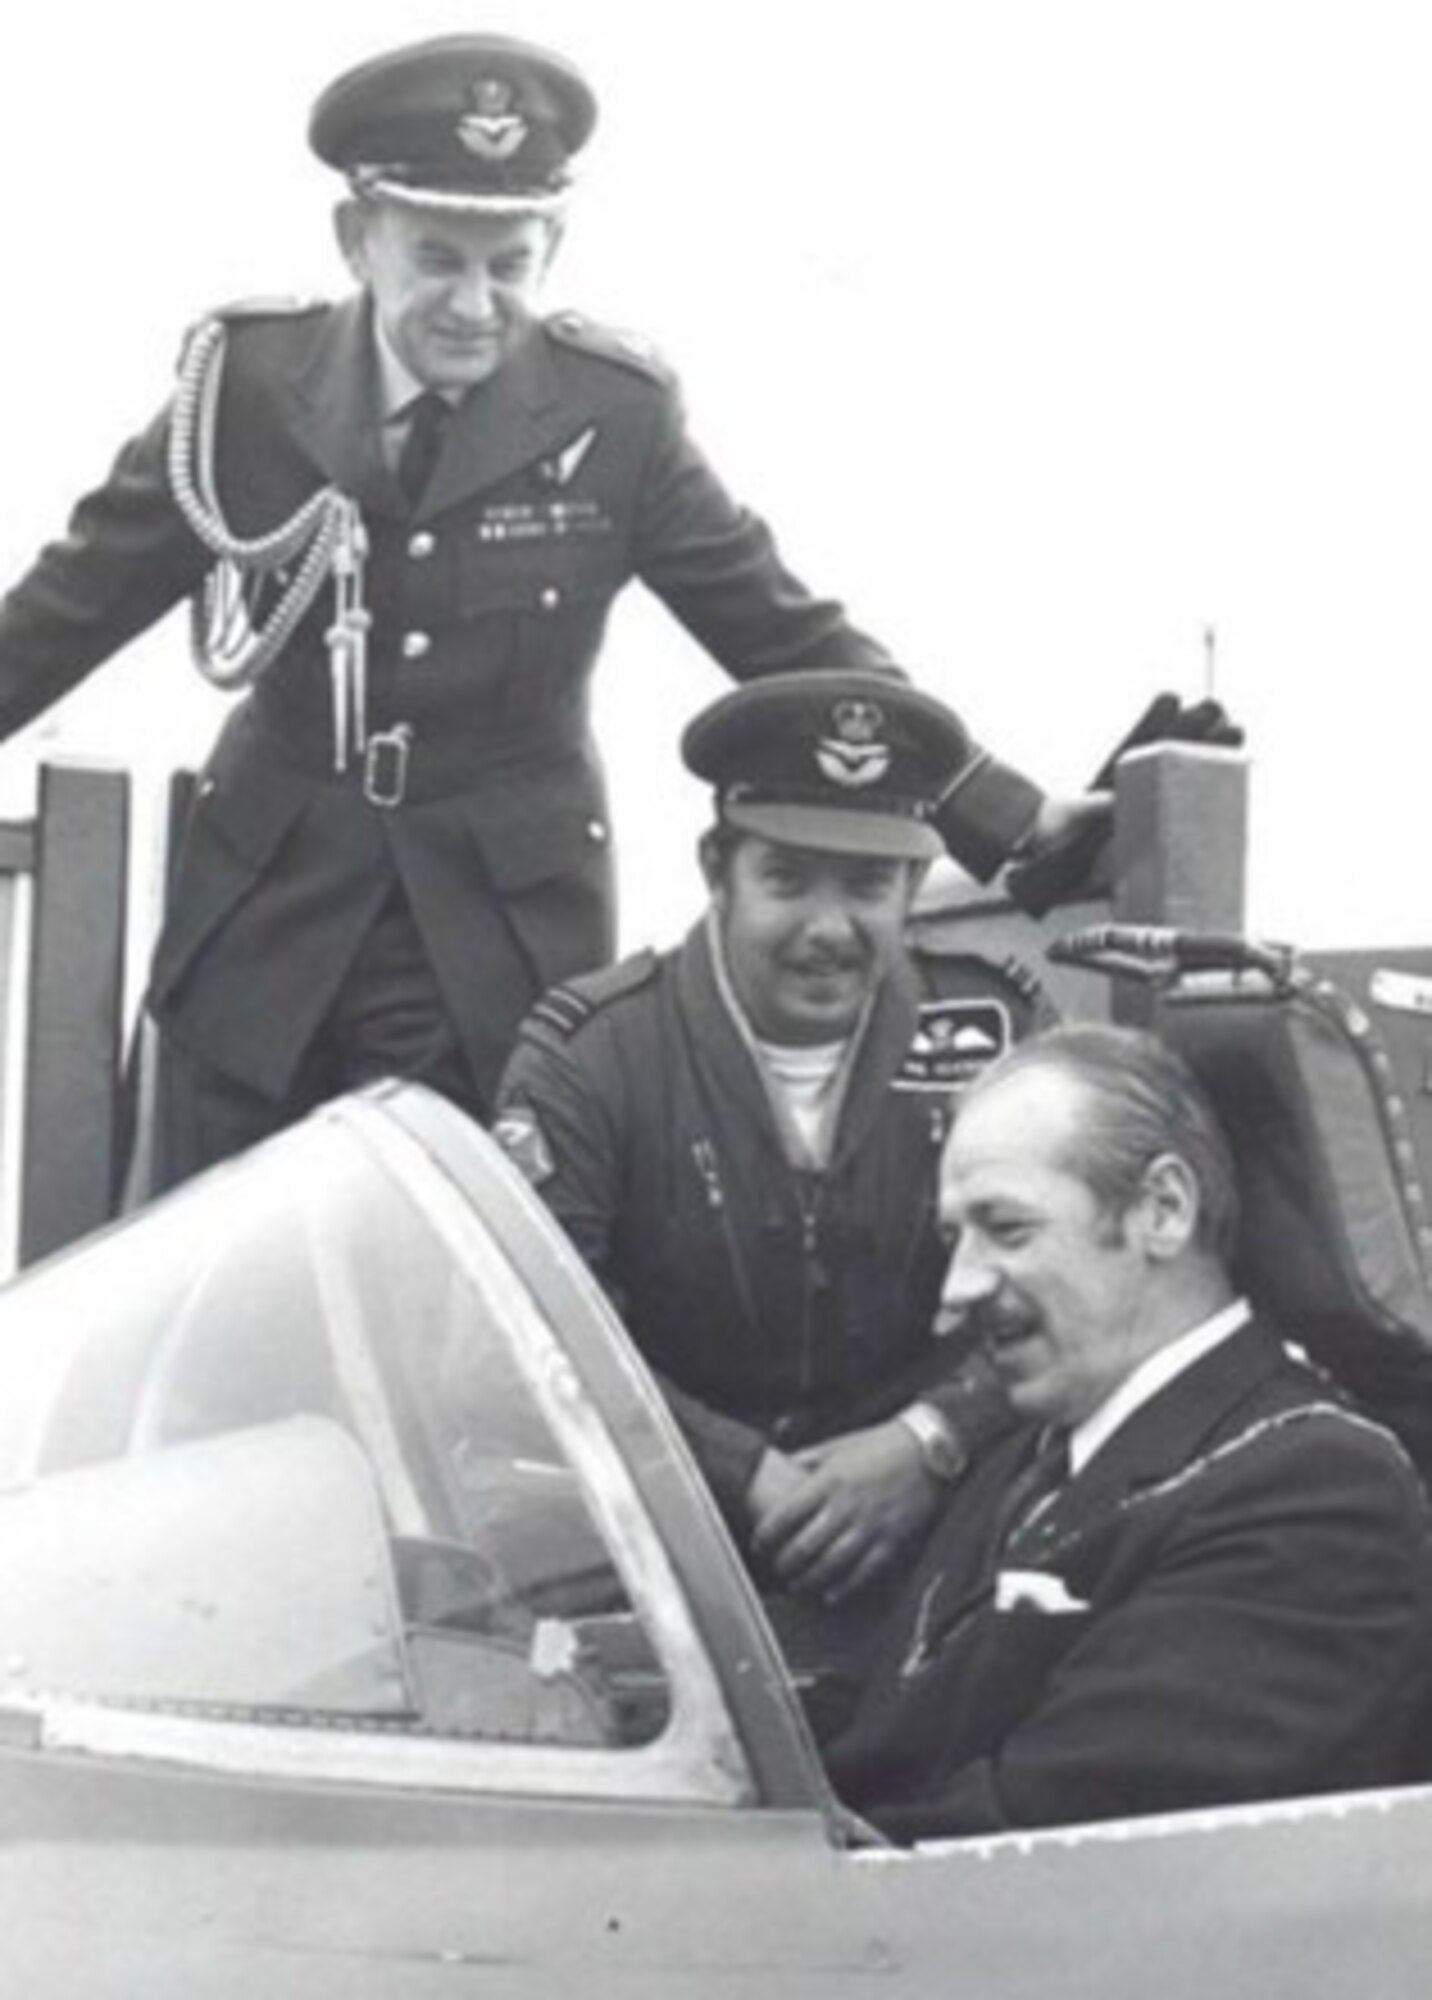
[495,671,1031,1716]
[0,33,1094,1189]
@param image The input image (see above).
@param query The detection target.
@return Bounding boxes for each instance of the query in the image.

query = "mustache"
[782,946,868,974]
[958,1296,1040,1346]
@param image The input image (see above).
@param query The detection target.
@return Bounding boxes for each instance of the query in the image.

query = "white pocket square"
[995,1568,1091,1614]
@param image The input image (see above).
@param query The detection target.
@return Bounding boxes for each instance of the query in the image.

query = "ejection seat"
[1048,925,1432,1486]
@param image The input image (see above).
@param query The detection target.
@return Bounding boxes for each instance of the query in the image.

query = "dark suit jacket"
[0,295,1040,1104]
[825,1316,1432,1840]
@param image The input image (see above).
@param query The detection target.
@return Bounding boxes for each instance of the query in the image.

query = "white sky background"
[1,0,1431,951]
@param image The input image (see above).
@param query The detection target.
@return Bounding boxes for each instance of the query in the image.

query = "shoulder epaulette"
[176,296,328,375]
[544,310,674,386]
[209,295,329,324]
[524,948,661,1042]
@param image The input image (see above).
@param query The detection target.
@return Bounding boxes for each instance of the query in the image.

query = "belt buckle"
[363,725,412,808]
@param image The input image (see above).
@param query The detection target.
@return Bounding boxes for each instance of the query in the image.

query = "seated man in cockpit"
[824,1023,1432,1840]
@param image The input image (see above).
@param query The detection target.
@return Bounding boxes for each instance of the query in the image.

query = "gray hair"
[966,1022,1241,1263]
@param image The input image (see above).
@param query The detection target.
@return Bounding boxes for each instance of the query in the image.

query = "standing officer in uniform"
[0,33,1094,1189]
[495,672,1027,1698]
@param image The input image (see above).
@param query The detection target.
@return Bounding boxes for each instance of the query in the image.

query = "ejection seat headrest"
[1048,926,1432,1479]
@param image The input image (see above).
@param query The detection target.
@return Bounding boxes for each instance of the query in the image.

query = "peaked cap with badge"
[310,33,598,212]
[682,669,971,861]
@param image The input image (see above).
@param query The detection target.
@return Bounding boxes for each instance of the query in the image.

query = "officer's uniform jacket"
[495,921,1009,1517]
[0,296,1040,1103]
[825,1316,1432,1840]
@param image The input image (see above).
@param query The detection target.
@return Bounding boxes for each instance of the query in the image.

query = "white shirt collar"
[1069,1296,1252,1475]
[371,316,469,424]
[371,317,429,425]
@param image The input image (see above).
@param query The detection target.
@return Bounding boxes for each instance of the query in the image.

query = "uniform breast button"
[407,531,436,560]
[538,586,562,611]
[587,818,608,844]
[401,631,432,661]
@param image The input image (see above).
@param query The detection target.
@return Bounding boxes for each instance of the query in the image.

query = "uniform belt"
[360,725,413,808]
[245,706,589,807]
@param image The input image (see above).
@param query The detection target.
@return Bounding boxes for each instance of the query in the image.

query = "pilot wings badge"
[538,427,598,488]
[815,697,890,788]
[458,77,529,160]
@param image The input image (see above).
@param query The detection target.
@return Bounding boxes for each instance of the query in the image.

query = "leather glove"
[1005,693,1244,917]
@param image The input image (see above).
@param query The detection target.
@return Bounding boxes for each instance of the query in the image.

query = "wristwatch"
[898,1402,969,1485]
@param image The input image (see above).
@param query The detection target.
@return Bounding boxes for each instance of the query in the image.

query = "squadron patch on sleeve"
[492,1102,556,1185]
[892,998,1012,1093]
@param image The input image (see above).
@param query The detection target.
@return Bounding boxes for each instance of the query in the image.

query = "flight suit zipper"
[691,1138,828,1411]
[690,1137,764,1334]
[793,1173,829,1400]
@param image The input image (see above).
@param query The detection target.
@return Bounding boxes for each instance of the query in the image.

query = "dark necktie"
[898,1427,1073,1681]
[994,1427,1070,1553]
[396,391,454,505]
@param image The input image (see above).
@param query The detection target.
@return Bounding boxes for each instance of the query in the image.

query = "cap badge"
[815,698,891,788]
[458,78,529,160]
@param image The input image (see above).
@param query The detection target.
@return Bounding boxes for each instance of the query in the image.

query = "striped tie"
[995,1427,1069,1552]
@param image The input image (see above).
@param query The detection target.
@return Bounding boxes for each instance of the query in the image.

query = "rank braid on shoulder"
[523,950,661,1046]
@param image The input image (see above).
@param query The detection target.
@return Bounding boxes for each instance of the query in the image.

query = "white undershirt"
[705,910,866,1168]
[1069,1296,1252,1475]
[753,1036,850,1156]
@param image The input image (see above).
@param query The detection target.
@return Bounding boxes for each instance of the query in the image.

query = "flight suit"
[495,921,1012,1518]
